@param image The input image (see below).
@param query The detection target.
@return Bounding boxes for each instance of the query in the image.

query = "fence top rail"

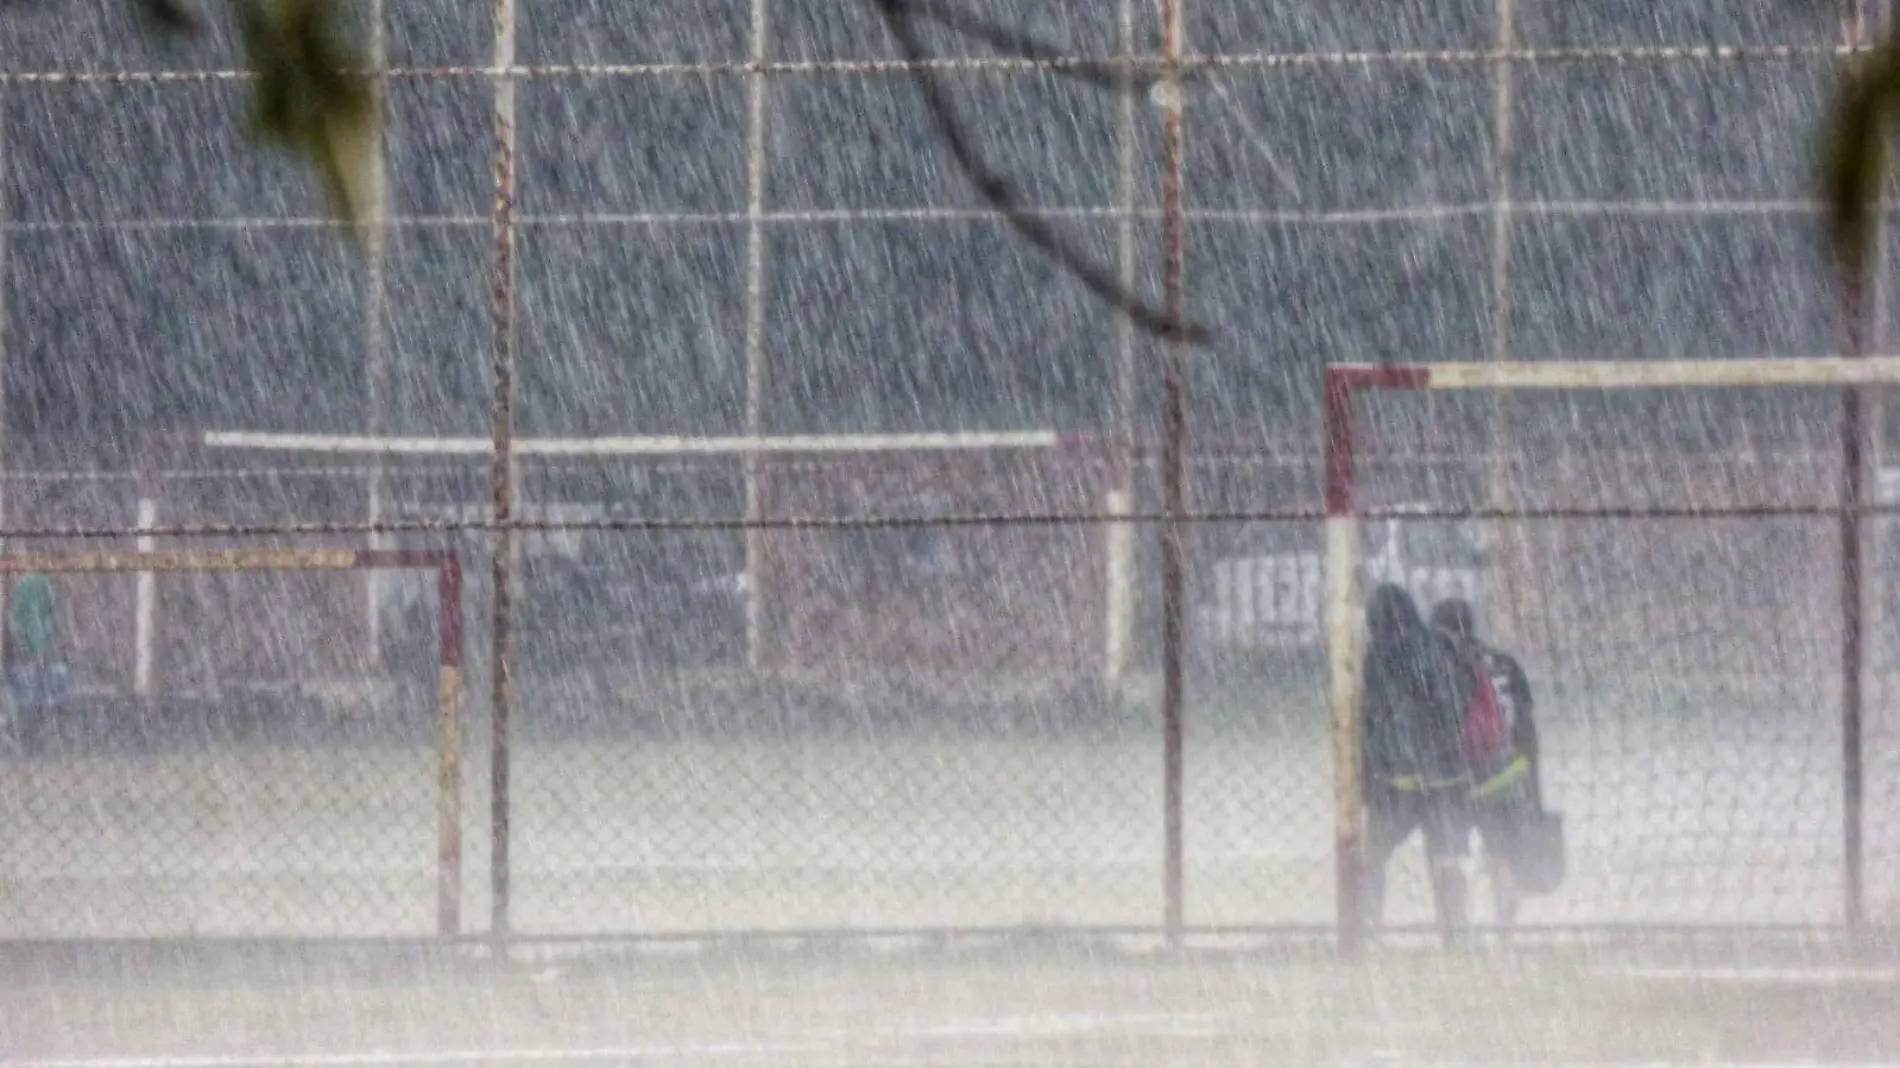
[1334,357,1900,393]
[0,548,451,574]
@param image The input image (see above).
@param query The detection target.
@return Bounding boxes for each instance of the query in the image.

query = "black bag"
[1513,807,1566,896]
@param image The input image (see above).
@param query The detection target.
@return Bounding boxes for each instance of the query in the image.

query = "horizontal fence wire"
[0,42,1877,87]
[0,200,1871,234]
[3,13,1893,947]
[1,501,1899,541]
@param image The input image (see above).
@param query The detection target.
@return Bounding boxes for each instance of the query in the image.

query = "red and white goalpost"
[173,428,1144,695]
[1324,356,1900,950]
[0,547,468,935]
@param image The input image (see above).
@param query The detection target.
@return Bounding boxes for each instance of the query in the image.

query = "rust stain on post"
[437,663,465,936]
[437,555,465,936]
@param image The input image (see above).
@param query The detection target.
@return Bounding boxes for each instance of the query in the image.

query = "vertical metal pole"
[488,0,520,941]
[1486,0,1519,645]
[1867,7,1893,895]
[1840,0,1873,937]
[1843,304,1866,937]
[134,493,159,698]
[1869,0,1892,514]
[1323,371,1366,956]
[1871,0,1894,364]
[1488,0,1516,366]
[742,0,771,674]
[1102,0,1138,699]
[364,0,393,668]
[1158,0,1189,947]
[435,554,465,936]
[0,97,11,648]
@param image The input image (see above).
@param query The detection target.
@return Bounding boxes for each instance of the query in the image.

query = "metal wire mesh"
[0,556,450,939]
[1337,390,1898,932]
[0,1,1892,945]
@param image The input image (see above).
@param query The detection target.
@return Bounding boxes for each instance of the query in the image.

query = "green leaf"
[232,0,378,243]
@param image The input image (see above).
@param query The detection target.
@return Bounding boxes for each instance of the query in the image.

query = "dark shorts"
[1366,782,1469,863]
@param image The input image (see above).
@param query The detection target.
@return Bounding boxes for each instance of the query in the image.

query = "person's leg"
[47,659,69,708]
[1480,785,1531,929]
[1421,789,1471,947]
[1361,789,1418,937]
[10,665,43,755]
[1482,798,1527,923]
[0,675,14,755]
[1488,849,1519,928]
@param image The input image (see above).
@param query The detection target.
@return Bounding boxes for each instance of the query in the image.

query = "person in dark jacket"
[1360,583,1474,945]
[1431,598,1540,928]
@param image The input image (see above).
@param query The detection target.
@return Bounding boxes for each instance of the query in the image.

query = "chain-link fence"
[4,435,1894,939]
[0,540,458,939]
[0,1,1895,943]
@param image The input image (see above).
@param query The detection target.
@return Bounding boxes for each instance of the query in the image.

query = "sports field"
[1,672,1894,941]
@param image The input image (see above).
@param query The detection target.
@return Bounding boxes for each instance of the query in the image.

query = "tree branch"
[899,0,1166,93]
[868,0,1214,346]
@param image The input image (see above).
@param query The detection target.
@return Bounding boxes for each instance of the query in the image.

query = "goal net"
[175,428,1131,704]
[162,430,1169,935]
[1324,358,1900,944]
[0,547,465,940]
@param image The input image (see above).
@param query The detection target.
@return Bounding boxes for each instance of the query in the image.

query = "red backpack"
[1459,658,1509,765]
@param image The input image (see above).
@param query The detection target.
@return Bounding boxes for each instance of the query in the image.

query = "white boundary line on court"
[4,1046,827,1068]
[7,1013,1240,1068]
[14,1056,1900,1068]
[9,1006,1898,1068]
[1615,966,1900,985]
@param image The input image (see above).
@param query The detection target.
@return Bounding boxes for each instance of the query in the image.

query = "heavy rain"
[0,1,1897,1065]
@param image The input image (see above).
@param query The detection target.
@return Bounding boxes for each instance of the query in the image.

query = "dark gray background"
[0,0,1866,460]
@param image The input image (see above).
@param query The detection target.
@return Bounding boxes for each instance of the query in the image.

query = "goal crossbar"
[198,430,1068,457]
[0,548,448,574]
[1,546,467,937]
[1333,356,1900,395]
[1321,357,1886,954]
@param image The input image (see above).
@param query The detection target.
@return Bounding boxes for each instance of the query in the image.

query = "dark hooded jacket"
[1360,584,1473,792]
